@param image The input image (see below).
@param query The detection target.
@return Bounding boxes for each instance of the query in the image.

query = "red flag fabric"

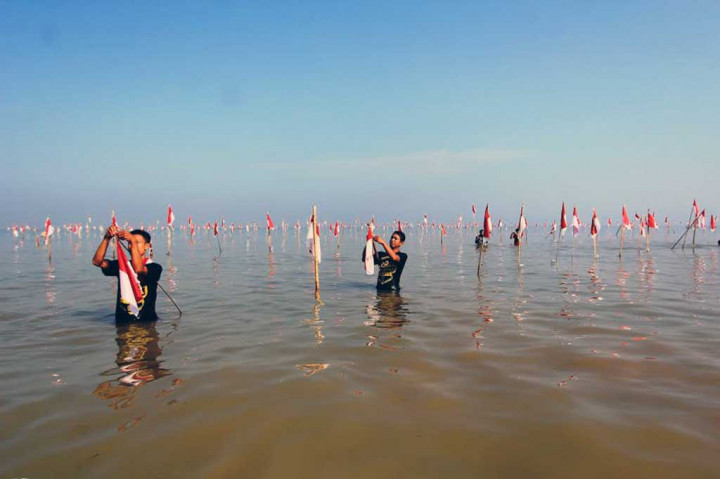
[266,213,274,231]
[398,220,402,232]
[111,211,118,228]
[483,204,492,238]
[334,221,339,237]
[711,215,716,232]
[440,224,447,236]
[560,202,567,235]
[693,199,699,217]
[472,204,476,215]
[647,211,658,229]
[167,205,175,227]
[213,221,219,236]
[622,205,631,229]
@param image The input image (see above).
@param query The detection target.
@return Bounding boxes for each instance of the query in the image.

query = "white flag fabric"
[364,224,375,275]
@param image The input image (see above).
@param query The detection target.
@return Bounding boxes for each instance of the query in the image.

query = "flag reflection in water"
[93,321,171,410]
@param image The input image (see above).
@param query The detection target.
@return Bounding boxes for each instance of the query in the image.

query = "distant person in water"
[510,228,521,246]
[475,229,485,246]
[92,226,162,322]
[363,231,407,291]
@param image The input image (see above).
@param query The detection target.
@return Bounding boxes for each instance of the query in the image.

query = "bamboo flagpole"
[312,205,321,301]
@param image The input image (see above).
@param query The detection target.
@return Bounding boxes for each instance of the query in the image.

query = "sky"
[1,1,719,227]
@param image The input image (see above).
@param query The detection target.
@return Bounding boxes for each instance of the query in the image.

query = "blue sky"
[2,1,718,227]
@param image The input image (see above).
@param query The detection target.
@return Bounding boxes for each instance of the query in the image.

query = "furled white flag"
[364,223,375,275]
[307,215,321,263]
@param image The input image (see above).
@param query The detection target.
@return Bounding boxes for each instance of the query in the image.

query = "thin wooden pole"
[312,205,320,301]
[682,206,694,250]
[646,218,651,252]
[619,228,625,258]
[593,235,597,259]
[672,214,701,250]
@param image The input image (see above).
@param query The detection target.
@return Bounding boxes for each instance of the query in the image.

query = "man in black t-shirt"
[92,226,162,322]
[363,230,407,290]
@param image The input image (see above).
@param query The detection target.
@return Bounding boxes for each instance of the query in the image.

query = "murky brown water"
[1,227,719,478]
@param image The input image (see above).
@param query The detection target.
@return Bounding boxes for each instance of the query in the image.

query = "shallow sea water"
[1,227,719,478]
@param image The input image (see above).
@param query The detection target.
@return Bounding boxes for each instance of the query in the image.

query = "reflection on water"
[93,321,171,410]
[365,291,408,329]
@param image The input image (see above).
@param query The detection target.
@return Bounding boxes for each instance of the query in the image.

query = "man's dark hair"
[130,229,152,243]
[393,230,406,242]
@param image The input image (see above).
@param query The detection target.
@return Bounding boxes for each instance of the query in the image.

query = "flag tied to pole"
[483,204,492,238]
[307,215,321,263]
[590,209,600,238]
[472,204,476,215]
[167,205,175,228]
[571,206,580,236]
[560,202,567,236]
[334,221,340,237]
[44,217,55,245]
[621,205,631,229]
[364,223,375,275]
[116,242,145,318]
[266,213,275,231]
[647,211,658,229]
[711,215,716,232]
[213,221,219,236]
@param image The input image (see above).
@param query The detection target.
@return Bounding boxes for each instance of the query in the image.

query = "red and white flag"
[423,214,428,227]
[699,210,706,229]
[621,205,631,229]
[440,224,447,236]
[44,217,55,245]
[472,204,476,215]
[647,211,658,229]
[571,206,580,236]
[711,215,716,232]
[167,204,175,228]
[111,210,118,228]
[213,220,219,236]
[116,242,144,318]
[334,221,340,237]
[483,204,492,238]
[517,205,526,239]
[590,209,600,238]
[266,213,275,231]
[364,223,375,275]
[550,221,556,235]
[693,199,699,218]
[639,217,646,237]
[560,202,567,236]
[398,220,402,232]
[607,217,612,227]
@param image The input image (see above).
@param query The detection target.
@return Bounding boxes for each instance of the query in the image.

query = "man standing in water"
[92,225,162,322]
[364,231,407,291]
